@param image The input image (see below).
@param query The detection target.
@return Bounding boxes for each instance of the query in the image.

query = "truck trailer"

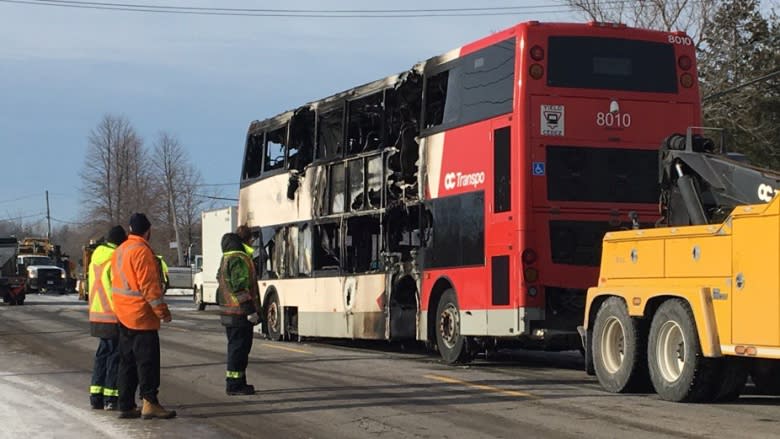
[192,206,238,311]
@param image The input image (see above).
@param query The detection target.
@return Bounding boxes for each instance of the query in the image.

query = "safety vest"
[111,235,168,330]
[218,250,259,316]
[88,244,117,324]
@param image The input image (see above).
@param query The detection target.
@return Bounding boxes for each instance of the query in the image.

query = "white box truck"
[192,206,237,311]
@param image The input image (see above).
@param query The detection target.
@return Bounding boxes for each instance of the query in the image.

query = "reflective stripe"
[226,371,244,379]
[149,298,165,307]
[90,314,118,323]
[103,388,119,397]
[90,385,103,394]
[112,288,143,297]
[235,292,251,302]
[89,262,110,312]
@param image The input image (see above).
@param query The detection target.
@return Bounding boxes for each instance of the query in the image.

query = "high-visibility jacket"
[111,234,170,330]
[218,250,259,327]
[88,243,118,337]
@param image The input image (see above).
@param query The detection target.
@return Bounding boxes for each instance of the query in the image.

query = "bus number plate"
[596,112,631,128]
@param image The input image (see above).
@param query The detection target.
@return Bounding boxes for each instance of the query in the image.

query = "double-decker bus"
[238,21,700,363]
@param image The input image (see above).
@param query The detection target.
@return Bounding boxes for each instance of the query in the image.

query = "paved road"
[1,294,779,439]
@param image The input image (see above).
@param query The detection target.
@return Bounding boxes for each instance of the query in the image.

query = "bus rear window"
[547,37,677,93]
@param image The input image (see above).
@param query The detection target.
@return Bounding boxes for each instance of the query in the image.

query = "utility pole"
[45,190,51,239]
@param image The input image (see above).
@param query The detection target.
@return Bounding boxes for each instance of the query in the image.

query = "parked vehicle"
[193,206,237,311]
[0,237,25,305]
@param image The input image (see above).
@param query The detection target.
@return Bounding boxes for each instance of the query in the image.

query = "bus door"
[486,116,517,335]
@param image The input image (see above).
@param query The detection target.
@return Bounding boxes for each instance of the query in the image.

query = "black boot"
[90,394,104,410]
[226,377,255,395]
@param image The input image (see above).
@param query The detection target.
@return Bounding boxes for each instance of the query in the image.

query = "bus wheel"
[749,359,780,395]
[592,297,648,393]
[648,299,717,402]
[194,287,206,311]
[265,293,282,341]
[435,289,472,364]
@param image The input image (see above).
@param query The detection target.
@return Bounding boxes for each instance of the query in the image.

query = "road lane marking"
[260,343,312,354]
[425,374,534,398]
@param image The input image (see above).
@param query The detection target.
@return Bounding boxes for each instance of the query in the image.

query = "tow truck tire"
[749,359,780,395]
[648,299,718,402]
[592,297,648,393]
[265,292,282,341]
[194,286,206,311]
[15,293,25,306]
[712,357,748,402]
[435,289,473,364]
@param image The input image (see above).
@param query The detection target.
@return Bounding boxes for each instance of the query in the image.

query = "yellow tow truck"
[581,132,780,402]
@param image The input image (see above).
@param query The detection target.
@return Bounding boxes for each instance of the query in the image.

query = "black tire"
[712,357,748,402]
[264,292,282,341]
[194,287,206,311]
[435,289,472,364]
[749,359,780,395]
[15,293,25,306]
[647,299,718,402]
[591,297,649,393]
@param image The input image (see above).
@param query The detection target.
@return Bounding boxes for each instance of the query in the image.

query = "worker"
[111,213,176,419]
[156,254,169,292]
[218,231,261,395]
[88,225,127,411]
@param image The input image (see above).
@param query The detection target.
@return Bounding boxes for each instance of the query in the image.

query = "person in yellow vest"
[156,255,169,292]
[88,225,127,411]
[218,231,261,395]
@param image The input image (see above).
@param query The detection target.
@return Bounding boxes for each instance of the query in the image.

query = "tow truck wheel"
[15,293,25,306]
[749,359,780,395]
[435,289,473,364]
[648,299,717,402]
[592,297,648,393]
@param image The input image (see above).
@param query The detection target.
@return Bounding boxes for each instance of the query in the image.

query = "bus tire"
[435,289,472,364]
[194,287,206,311]
[749,359,780,395]
[592,297,648,393]
[265,292,282,341]
[647,299,718,402]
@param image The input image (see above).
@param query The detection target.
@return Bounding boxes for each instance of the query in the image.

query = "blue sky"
[0,0,578,228]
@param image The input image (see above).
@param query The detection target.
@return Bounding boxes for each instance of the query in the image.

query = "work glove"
[247,312,260,325]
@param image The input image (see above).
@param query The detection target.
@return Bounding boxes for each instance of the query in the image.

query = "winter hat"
[106,225,127,245]
[128,213,151,235]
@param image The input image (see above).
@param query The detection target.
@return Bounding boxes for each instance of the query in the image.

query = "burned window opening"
[366,155,383,209]
[386,204,423,263]
[329,162,346,214]
[313,223,341,271]
[317,107,344,160]
[423,71,448,129]
[346,92,383,155]
[288,107,315,172]
[242,133,264,181]
[345,216,382,273]
[347,159,364,211]
[264,126,287,173]
[385,80,422,201]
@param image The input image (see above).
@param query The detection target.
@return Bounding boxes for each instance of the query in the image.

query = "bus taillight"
[530,45,545,61]
[529,64,544,80]
[522,248,538,265]
[680,73,694,88]
[678,55,692,71]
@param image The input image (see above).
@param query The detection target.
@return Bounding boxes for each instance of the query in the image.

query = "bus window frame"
[263,122,290,176]
[241,130,265,183]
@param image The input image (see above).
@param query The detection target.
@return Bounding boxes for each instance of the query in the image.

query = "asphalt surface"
[1,293,780,439]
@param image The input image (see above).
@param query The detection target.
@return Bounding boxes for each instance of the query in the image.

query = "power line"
[194,193,239,201]
[0,194,41,205]
[0,211,46,222]
[703,69,780,102]
[194,182,239,187]
[0,0,585,17]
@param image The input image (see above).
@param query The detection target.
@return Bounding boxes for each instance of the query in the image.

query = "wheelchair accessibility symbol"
[532,162,545,176]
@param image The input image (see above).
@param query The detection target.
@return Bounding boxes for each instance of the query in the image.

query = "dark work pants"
[118,324,161,410]
[90,336,119,403]
[225,326,254,388]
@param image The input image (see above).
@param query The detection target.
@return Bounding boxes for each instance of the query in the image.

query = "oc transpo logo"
[444,171,486,190]
[758,183,779,202]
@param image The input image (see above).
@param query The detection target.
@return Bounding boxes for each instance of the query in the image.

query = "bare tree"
[80,114,147,227]
[566,0,717,49]
[151,132,206,266]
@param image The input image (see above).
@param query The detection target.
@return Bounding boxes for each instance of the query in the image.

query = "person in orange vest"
[218,230,261,395]
[88,225,126,411]
[111,213,176,420]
